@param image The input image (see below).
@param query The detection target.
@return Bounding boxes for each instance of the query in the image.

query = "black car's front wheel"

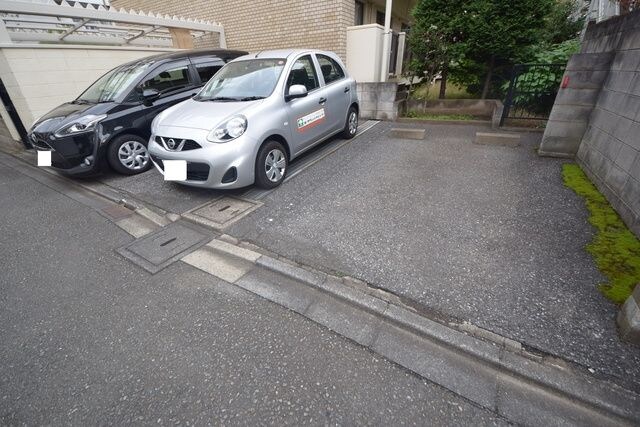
[255,140,288,189]
[107,134,151,175]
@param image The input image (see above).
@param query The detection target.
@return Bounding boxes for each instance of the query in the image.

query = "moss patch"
[562,163,640,304]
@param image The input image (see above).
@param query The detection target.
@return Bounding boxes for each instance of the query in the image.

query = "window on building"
[286,55,319,92]
[376,10,385,26]
[354,1,364,25]
[195,63,222,83]
[141,64,190,94]
[317,55,345,84]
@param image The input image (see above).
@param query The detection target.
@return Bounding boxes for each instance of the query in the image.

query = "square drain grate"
[116,221,213,273]
[183,196,261,230]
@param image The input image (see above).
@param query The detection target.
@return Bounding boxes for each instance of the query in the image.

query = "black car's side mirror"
[142,88,160,100]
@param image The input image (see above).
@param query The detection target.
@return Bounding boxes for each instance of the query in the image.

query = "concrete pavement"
[0,151,506,424]
[226,122,640,392]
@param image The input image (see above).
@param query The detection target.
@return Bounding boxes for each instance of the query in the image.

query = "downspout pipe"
[379,0,393,82]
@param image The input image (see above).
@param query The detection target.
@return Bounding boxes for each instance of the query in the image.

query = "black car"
[27,48,246,176]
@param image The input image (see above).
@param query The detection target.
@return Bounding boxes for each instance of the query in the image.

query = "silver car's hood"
[157,98,262,131]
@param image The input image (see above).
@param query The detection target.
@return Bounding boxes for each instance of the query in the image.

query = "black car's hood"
[30,101,117,134]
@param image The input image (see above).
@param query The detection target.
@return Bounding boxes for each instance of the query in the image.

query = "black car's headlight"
[54,114,107,138]
[207,115,247,142]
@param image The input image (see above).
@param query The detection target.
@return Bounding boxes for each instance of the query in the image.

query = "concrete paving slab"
[389,128,426,140]
[181,245,254,283]
[206,238,262,263]
[235,269,317,314]
[115,214,160,238]
[474,132,520,147]
[304,294,382,347]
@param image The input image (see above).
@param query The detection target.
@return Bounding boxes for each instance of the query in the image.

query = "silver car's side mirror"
[285,84,308,101]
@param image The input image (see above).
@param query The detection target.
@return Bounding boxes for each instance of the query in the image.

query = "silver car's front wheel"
[341,106,358,139]
[348,110,358,135]
[256,140,288,189]
[265,149,286,182]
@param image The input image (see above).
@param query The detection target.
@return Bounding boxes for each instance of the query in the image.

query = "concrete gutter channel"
[1,146,639,425]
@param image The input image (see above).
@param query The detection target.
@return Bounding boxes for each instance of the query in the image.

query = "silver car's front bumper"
[148,127,259,189]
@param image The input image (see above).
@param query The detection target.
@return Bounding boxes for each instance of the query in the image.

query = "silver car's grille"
[156,136,201,152]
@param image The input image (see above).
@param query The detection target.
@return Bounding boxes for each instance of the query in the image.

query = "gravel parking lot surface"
[228,122,640,391]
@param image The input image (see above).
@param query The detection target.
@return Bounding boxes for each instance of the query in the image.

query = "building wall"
[0,46,171,137]
[111,0,355,61]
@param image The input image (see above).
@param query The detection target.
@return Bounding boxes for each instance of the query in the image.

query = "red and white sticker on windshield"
[296,108,325,132]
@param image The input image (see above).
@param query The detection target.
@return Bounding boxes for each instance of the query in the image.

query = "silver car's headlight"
[54,114,107,138]
[207,115,247,142]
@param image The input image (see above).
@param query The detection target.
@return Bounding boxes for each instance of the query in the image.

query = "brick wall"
[111,0,355,61]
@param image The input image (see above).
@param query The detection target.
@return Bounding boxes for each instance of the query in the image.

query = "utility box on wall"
[346,24,384,83]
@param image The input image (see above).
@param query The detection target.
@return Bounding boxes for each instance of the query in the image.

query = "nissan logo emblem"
[167,138,176,149]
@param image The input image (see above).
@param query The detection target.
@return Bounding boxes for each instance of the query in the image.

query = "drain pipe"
[379,0,393,82]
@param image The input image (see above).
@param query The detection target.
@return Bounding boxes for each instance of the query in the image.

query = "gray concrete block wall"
[357,82,401,121]
[538,52,614,157]
[565,10,640,238]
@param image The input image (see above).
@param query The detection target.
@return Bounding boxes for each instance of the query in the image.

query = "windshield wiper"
[239,96,265,101]
[205,96,241,102]
[72,99,91,104]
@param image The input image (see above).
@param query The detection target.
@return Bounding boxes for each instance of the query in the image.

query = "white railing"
[0,0,226,48]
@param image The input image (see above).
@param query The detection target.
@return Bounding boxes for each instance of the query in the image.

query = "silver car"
[148,49,359,189]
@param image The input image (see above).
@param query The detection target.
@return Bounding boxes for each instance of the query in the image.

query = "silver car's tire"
[107,134,151,175]
[255,140,288,189]
[341,106,358,139]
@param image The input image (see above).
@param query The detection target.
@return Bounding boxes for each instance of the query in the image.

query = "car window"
[286,55,319,93]
[195,63,222,83]
[77,62,153,103]
[195,59,286,101]
[141,64,190,94]
[317,54,345,85]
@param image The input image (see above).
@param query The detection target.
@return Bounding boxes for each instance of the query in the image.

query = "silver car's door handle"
[344,87,350,93]
[319,97,327,104]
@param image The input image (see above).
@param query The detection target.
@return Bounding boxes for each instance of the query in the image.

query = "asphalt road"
[0,157,506,424]
[227,122,640,392]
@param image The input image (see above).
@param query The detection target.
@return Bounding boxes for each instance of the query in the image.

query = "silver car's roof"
[232,49,339,62]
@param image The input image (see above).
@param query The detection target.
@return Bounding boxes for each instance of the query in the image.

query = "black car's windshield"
[77,62,153,103]
[195,59,285,101]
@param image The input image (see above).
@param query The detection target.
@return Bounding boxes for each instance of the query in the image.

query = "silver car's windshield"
[77,62,153,103]
[195,58,286,102]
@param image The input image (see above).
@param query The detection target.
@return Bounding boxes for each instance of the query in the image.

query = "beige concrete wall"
[0,45,172,138]
[346,24,384,82]
[112,0,356,61]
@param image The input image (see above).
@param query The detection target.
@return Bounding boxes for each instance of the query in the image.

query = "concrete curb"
[396,117,492,126]
[201,237,640,425]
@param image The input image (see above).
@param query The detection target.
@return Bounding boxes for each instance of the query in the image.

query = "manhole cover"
[116,221,213,273]
[183,196,261,230]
